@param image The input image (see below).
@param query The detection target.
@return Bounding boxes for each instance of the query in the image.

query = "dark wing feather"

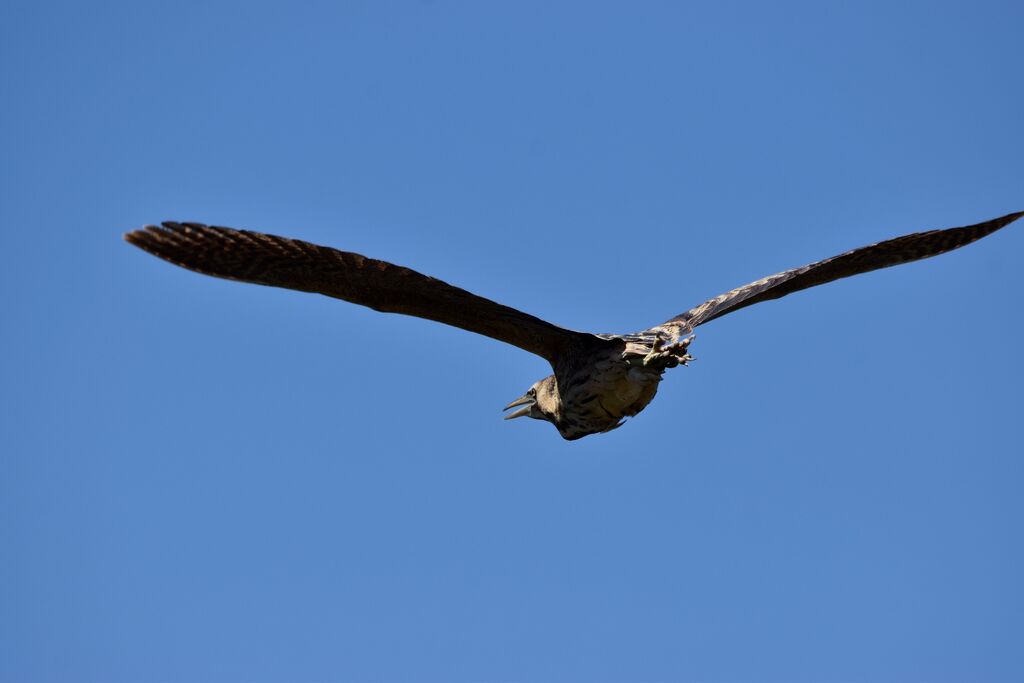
[125,221,583,362]
[656,211,1022,333]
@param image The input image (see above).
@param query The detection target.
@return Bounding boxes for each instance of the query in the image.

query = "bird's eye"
[528,387,536,397]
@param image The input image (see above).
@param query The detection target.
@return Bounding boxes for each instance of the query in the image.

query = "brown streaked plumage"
[125,211,1022,440]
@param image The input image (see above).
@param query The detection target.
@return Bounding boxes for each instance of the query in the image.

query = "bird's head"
[503,375,560,426]
[503,374,622,441]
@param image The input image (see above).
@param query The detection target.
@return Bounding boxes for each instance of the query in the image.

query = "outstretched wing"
[125,221,584,363]
[655,211,1022,334]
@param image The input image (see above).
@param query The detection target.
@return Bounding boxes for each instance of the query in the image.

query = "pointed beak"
[503,393,534,420]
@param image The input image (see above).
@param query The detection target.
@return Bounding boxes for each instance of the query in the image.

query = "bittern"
[126,211,1021,440]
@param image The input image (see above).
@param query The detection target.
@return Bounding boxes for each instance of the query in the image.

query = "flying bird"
[126,211,1021,440]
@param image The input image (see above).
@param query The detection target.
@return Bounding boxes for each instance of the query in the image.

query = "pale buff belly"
[555,357,663,439]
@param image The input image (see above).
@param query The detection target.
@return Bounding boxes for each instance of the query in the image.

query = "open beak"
[503,394,534,420]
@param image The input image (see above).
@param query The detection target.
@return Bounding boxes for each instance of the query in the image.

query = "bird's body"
[126,211,1022,440]
[523,337,659,440]
[524,332,693,439]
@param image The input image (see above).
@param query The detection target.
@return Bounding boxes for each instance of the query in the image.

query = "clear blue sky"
[2,1,1022,681]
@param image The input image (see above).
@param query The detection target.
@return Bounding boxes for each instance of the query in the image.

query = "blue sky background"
[2,1,1022,681]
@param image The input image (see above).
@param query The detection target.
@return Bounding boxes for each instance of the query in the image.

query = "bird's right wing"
[652,211,1022,334]
[125,222,589,363]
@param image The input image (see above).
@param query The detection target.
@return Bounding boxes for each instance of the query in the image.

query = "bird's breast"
[554,350,663,440]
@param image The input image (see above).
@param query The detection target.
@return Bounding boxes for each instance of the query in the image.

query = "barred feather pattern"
[125,222,587,362]
[655,211,1023,334]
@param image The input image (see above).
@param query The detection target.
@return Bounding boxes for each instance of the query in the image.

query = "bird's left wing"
[650,211,1022,335]
[125,222,588,363]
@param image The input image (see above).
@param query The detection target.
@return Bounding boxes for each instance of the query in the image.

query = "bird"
[125,210,1021,440]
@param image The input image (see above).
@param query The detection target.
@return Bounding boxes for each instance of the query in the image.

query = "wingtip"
[123,223,161,246]
[123,227,146,244]
[992,210,1024,231]
[123,221,200,245]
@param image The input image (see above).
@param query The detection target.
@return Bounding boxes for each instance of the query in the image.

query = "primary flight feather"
[126,211,1022,440]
